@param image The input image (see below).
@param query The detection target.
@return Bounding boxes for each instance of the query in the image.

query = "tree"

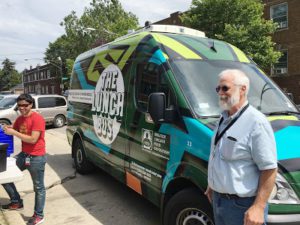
[182,0,281,70]
[44,0,139,77]
[0,58,21,91]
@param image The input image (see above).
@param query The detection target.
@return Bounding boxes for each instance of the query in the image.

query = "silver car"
[0,94,67,128]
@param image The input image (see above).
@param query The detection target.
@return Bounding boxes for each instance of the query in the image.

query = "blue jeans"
[212,191,268,225]
[2,152,46,218]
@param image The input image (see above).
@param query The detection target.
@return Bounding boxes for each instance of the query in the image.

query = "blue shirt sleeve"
[251,120,277,170]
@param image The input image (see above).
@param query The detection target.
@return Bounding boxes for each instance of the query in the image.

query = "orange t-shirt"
[13,112,46,156]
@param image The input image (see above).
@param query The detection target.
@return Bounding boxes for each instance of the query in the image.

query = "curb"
[2,210,26,225]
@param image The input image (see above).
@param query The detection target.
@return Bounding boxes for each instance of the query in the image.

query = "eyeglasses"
[216,85,230,93]
[17,104,30,108]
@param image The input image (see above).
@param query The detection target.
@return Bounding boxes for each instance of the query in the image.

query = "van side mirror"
[148,93,165,123]
[148,92,175,124]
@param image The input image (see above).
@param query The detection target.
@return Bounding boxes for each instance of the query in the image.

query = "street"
[5,126,160,225]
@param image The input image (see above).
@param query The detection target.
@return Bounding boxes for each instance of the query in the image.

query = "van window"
[171,60,298,117]
[38,97,66,108]
[135,62,170,112]
[55,97,67,106]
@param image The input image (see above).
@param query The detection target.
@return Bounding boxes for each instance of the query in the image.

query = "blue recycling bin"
[0,127,14,156]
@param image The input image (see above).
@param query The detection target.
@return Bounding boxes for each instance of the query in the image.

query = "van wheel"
[53,115,65,128]
[73,139,94,174]
[163,188,214,225]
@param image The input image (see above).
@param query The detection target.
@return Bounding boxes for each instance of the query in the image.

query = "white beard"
[219,89,240,111]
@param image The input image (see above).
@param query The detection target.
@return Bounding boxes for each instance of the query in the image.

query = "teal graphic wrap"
[84,129,111,154]
[275,126,300,160]
[161,117,213,192]
[74,62,94,89]
[149,49,166,65]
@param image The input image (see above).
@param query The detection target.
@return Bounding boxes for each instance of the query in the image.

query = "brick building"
[23,64,62,95]
[153,11,183,26]
[263,0,300,104]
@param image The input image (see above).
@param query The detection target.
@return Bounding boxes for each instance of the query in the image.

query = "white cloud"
[0,0,192,72]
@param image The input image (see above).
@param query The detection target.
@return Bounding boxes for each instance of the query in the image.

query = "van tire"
[53,115,65,128]
[73,139,94,174]
[163,188,214,225]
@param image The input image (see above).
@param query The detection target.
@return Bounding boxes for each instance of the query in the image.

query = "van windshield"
[170,60,298,117]
[0,97,17,109]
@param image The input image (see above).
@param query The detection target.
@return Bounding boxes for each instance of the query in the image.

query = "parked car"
[0,94,19,110]
[0,94,67,128]
[0,91,13,95]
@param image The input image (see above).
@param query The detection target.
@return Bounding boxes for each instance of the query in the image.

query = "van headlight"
[269,173,300,204]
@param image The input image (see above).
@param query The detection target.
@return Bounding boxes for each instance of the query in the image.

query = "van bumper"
[268,214,300,224]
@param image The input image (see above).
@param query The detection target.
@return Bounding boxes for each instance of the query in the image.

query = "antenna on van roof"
[209,40,217,52]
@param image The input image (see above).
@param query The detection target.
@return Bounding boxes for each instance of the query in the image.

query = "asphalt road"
[12,126,160,225]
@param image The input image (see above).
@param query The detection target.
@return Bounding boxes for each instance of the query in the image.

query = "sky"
[0,0,192,72]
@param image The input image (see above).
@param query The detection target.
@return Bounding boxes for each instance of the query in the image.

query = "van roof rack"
[114,24,206,42]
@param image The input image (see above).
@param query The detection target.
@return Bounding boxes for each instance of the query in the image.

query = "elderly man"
[205,69,277,225]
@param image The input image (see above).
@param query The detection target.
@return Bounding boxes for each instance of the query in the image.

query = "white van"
[0,94,67,128]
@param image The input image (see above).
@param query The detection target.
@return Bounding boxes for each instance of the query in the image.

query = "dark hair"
[17,94,34,104]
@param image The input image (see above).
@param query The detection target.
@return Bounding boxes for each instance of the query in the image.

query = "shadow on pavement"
[45,153,160,225]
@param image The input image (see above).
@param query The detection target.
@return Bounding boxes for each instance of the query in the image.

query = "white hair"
[218,69,250,96]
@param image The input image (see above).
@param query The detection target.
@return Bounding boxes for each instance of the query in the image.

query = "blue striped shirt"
[208,104,277,197]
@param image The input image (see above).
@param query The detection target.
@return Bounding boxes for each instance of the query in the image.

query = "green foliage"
[45,0,139,79]
[63,58,75,89]
[0,58,21,91]
[182,0,281,71]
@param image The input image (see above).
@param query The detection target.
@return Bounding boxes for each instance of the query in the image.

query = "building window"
[47,70,51,79]
[272,50,288,75]
[270,3,288,29]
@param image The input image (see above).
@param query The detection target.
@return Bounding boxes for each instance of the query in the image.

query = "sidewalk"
[0,210,8,225]
[0,208,25,225]
[0,185,25,225]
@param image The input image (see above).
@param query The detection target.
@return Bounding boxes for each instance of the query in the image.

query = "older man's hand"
[244,204,265,225]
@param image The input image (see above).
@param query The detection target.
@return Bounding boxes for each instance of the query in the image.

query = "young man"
[205,69,277,225]
[2,94,46,225]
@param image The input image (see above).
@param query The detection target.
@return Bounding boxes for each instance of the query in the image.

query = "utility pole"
[57,57,63,95]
